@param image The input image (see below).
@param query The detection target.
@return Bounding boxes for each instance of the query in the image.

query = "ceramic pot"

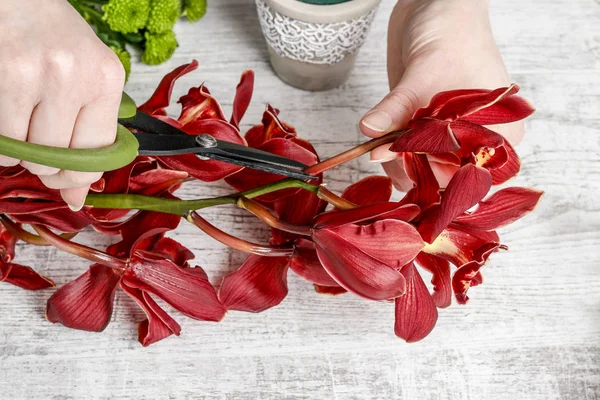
[255,0,381,91]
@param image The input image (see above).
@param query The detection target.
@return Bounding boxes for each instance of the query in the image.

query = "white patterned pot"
[256,0,381,91]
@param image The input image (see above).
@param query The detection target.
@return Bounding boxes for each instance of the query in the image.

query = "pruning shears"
[0,93,317,181]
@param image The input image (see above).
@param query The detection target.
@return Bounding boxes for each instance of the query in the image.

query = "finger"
[360,65,436,138]
[21,99,79,176]
[48,92,122,209]
[0,95,34,166]
[60,187,90,212]
[381,158,414,192]
[369,143,399,163]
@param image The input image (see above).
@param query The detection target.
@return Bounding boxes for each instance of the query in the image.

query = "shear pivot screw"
[196,134,217,148]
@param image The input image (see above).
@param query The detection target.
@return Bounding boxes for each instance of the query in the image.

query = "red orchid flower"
[0,166,93,232]
[1,223,54,290]
[390,157,543,342]
[217,176,409,312]
[225,105,320,203]
[137,60,252,182]
[46,211,226,346]
[390,85,535,186]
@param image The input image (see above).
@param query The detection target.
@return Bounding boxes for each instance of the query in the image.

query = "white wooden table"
[1,0,599,398]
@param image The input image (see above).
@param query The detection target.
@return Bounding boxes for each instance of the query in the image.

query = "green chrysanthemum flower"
[110,46,131,82]
[183,0,207,22]
[142,31,178,65]
[102,0,151,34]
[147,0,182,34]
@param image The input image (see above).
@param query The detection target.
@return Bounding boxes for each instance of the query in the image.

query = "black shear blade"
[131,132,318,181]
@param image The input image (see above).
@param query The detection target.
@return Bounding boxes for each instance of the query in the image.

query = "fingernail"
[369,155,398,163]
[362,111,393,132]
[68,202,84,212]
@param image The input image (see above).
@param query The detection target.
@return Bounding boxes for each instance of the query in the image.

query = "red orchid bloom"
[46,212,226,346]
[0,166,93,232]
[136,60,252,182]
[226,105,319,201]
[391,156,543,342]
[217,176,402,312]
[1,223,54,290]
[390,85,535,186]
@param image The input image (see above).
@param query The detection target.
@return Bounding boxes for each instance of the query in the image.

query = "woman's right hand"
[0,0,125,210]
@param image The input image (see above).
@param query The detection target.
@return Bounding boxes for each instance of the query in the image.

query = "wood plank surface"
[1,0,599,398]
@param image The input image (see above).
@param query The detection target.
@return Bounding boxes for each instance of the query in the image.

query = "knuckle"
[0,156,20,167]
[96,52,125,89]
[45,49,77,82]
[21,162,60,176]
[38,175,63,190]
[388,87,421,116]
[62,171,101,187]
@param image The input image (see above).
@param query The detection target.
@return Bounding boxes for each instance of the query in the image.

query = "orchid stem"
[0,215,77,246]
[186,212,294,257]
[85,178,320,215]
[317,187,357,210]
[237,197,312,236]
[305,130,405,175]
[32,225,126,270]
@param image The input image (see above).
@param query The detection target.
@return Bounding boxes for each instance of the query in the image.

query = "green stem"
[85,178,320,215]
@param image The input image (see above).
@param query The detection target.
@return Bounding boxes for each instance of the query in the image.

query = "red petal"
[46,264,120,331]
[120,281,181,346]
[461,92,535,125]
[289,239,338,286]
[129,169,188,193]
[394,263,438,342]
[138,60,199,114]
[230,70,254,129]
[341,176,392,206]
[245,105,296,148]
[123,253,226,321]
[1,263,54,290]
[314,284,347,295]
[225,138,318,201]
[177,84,227,124]
[436,85,521,122]
[157,119,246,182]
[491,140,521,185]
[313,228,406,301]
[402,153,440,209]
[423,225,503,267]
[390,119,459,153]
[418,164,492,243]
[454,187,543,231]
[326,220,425,269]
[218,255,289,312]
[110,211,181,257]
[314,202,419,230]
[452,261,483,304]
[1,224,17,263]
[140,236,195,268]
[272,188,326,245]
[10,207,93,232]
[413,89,490,120]
[451,120,505,156]
[416,253,451,308]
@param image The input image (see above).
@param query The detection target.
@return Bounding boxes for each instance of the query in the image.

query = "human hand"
[360,0,522,191]
[0,0,125,210]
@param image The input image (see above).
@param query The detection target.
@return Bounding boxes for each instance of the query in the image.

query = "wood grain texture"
[1,0,599,398]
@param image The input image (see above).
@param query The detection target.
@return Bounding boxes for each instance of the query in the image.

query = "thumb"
[360,81,423,139]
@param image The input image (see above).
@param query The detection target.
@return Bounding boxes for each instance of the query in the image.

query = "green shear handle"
[0,93,140,172]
